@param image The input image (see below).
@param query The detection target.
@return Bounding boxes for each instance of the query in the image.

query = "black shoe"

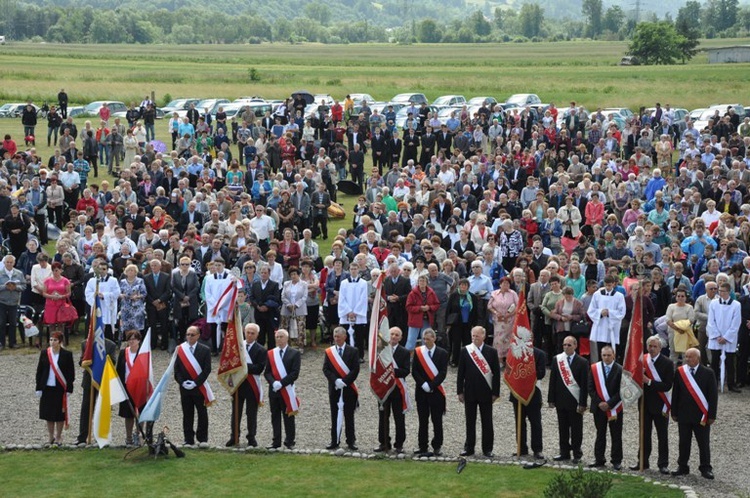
[394,447,404,454]
[372,446,389,453]
[629,464,649,471]
[659,466,670,475]
[420,451,434,458]
[326,443,339,450]
[183,441,195,446]
[701,470,714,480]
[729,387,742,393]
[347,444,358,451]
[413,449,427,455]
[534,453,545,460]
[553,455,571,462]
[737,383,745,388]
[225,439,236,447]
[671,467,689,476]
[482,452,494,458]
[459,450,474,457]
[247,440,258,448]
[588,461,606,468]
[432,448,442,457]
[283,443,295,450]
[266,444,280,450]
[612,463,622,471]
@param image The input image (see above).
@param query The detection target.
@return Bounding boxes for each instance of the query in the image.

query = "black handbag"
[570,319,590,337]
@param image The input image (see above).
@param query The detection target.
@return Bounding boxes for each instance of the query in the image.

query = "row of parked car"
[2,93,747,135]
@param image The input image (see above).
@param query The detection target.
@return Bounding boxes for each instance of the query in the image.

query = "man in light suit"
[145,259,172,350]
[323,326,360,450]
[290,182,311,232]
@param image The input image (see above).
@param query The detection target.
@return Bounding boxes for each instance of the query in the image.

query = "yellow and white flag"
[93,356,128,448]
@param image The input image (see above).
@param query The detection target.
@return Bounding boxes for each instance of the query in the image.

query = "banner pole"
[86,383,95,445]
[516,401,522,457]
[639,289,645,472]
[234,390,240,446]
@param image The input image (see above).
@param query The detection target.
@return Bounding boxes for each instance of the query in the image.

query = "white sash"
[678,365,709,425]
[178,343,216,405]
[244,342,264,405]
[643,354,672,415]
[270,348,300,415]
[124,348,135,382]
[415,346,446,398]
[466,343,493,389]
[392,351,412,413]
[555,352,581,404]
[592,362,622,420]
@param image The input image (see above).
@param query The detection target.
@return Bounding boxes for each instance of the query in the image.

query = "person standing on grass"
[175,325,213,446]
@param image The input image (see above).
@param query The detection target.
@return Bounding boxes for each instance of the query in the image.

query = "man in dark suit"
[457,326,500,458]
[144,260,172,350]
[436,125,452,158]
[311,182,331,240]
[671,348,718,480]
[420,126,436,167]
[249,265,281,349]
[510,346,547,459]
[371,127,388,174]
[227,323,267,447]
[384,264,411,342]
[632,335,674,474]
[172,257,200,344]
[548,336,589,463]
[507,162,527,194]
[388,132,402,167]
[264,329,301,449]
[432,193,453,227]
[323,326,360,450]
[121,204,146,231]
[348,143,365,188]
[174,326,213,446]
[346,123,365,152]
[178,201,204,235]
[403,128,420,166]
[412,328,448,457]
[374,327,410,453]
[587,345,623,470]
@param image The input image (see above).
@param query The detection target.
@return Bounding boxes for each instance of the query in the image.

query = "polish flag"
[127,328,154,414]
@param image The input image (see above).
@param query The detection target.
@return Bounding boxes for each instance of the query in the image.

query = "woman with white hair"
[655,133,673,170]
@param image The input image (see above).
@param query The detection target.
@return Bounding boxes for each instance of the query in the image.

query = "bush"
[543,465,613,498]
[161,93,172,107]
[248,67,261,82]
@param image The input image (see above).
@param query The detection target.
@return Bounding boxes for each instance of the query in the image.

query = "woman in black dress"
[35,331,74,445]
[117,330,145,446]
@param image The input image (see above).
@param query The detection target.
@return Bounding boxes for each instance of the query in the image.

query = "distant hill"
[20,0,737,26]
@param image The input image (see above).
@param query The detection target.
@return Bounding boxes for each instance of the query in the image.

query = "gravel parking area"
[1,346,748,497]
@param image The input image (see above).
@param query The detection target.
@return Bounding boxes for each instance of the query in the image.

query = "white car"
[161,98,201,117]
[349,93,376,105]
[693,104,745,131]
[468,96,498,107]
[314,94,334,106]
[0,102,40,118]
[196,98,231,118]
[505,93,542,107]
[432,95,466,107]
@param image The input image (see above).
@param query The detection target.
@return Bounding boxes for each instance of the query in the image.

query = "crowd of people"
[1,93,747,481]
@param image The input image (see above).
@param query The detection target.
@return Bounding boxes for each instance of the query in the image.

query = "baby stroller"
[18,305,41,348]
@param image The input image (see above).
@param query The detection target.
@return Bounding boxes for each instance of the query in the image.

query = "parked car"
[619,56,640,66]
[694,104,745,131]
[391,93,428,105]
[112,107,165,121]
[314,94,334,106]
[468,96,498,107]
[67,106,86,119]
[643,107,689,124]
[349,93,376,105]
[196,98,230,117]
[505,93,542,107]
[0,102,40,118]
[432,95,466,107]
[160,98,201,117]
[82,101,127,117]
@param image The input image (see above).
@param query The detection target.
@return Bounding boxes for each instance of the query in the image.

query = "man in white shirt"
[106,227,137,262]
[338,262,368,363]
[707,282,741,392]
[587,275,626,363]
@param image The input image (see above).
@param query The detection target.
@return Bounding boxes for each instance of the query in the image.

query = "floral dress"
[119,277,147,332]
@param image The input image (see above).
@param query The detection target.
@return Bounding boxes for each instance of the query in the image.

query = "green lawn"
[0,450,682,497]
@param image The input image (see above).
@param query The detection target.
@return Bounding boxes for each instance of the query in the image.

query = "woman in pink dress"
[42,262,72,345]
[487,277,519,367]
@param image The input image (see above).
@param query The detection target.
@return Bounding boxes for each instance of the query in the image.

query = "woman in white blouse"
[280,266,308,352]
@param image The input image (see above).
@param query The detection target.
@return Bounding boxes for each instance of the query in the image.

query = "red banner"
[368,272,395,403]
[624,291,644,387]
[503,288,537,405]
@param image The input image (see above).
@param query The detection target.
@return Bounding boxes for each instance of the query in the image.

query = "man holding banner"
[457,326,500,458]
[227,324,267,447]
[174,325,214,446]
[323,327,360,451]
[375,327,410,454]
[76,332,116,445]
[587,345,624,470]
[412,328,448,457]
[264,329,300,450]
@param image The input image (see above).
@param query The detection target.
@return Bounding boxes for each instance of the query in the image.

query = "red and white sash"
[555,353,581,404]
[47,348,69,429]
[677,365,709,426]
[325,346,359,396]
[466,343,493,389]
[415,346,446,399]
[268,348,300,415]
[591,362,622,420]
[244,343,264,405]
[177,343,216,406]
[643,354,672,416]
[391,348,412,413]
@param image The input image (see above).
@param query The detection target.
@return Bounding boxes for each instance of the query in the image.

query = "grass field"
[0,449,682,497]
[1,39,749,111]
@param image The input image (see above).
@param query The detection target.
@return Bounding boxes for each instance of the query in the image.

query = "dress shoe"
[671,467,690,477]
[629,464,649,471]
[414,449,427,455]
[372,446,389,453]
[701,470,714,480]
[737,383,745,388]
[325,443,339,450]
[612,463,622,471]
[533,453,545,460]
[347,444,358,451]
[284,443,295,450]
[421,451,434,458]
[266,445,280,450]
[553,455,571,462]
[729,387,742,393]
[482,452,494,458]
[225,440,236,447]
[588,461,606,468]
[659,466,670,475]
[394,447,404,454]
[432,448,442,457]
[459,450,474,457]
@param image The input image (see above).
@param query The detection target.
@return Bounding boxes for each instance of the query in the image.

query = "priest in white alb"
[337,261,369,362]
[587,275,626,363]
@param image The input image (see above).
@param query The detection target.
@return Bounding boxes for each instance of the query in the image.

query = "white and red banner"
[503,289,537,405]
[368,272,395,403]
[126,328,154,413]
[217,306,248,395]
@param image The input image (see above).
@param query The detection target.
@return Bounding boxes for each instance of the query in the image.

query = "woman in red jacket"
[405,275,440,350]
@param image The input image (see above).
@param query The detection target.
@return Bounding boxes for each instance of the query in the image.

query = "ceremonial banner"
[368,271,395,403]
[621,290,644,406]
[217,306,248,395]
[93,357,128,448]
[126,328,154,413]
[139,351,178,423]
[81,294,106,389]
[503,288,537,405]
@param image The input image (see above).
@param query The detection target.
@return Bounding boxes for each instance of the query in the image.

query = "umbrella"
[338,180,363,196]
[292,91,314,105]
[150,140,167,153]
[336,390,344,445]
[720,350,726,393]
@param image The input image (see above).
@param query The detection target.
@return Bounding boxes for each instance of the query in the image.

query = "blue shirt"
[468,274,493,299]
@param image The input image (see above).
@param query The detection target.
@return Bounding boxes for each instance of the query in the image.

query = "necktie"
[605,365,610,378]
[153,273,159,286]
[568,355,572,366]
[338,347,343,357]
[247,344,252,356]
[280,348,285,359]
[690,367,696,376]
[190,345,194,354]
[429,349,433,359]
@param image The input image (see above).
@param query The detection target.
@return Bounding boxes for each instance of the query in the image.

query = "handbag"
[570,318,590,337]
[56,299,79,323]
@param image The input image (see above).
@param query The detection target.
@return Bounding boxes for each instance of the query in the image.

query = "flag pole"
[234,390,239,446]
[638,284,645,472]
[516,401,522,457]
[86,383,95,445]
[86,280,99,446]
